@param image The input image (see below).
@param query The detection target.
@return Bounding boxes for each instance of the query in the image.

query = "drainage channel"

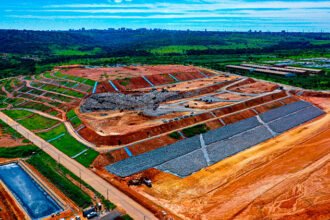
[168,73,180,82]
[109,80,120,92]
[199,71,209,78]
[124,147,133,157]
[200,134,211,166]
[71,148,88,159]
[92,82,98,94]
[47,133,65,142]
[256,115,278,137]
[142,76,155,87]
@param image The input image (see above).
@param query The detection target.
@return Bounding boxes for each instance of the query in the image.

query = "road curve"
[0,111,158,220]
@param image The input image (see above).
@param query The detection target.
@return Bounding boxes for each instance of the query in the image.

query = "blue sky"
[0,0,330,31]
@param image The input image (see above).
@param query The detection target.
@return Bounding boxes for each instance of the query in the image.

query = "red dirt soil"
[0,183,26,220]
[97,81,117,93]
[127,134,179,157]
[146,74,175,86]
[173,72,203,81]
[0,135,27,147]
[113,77,151,91]
[79,112,213,146]
[228,78,279,94]
[61,65,208,81]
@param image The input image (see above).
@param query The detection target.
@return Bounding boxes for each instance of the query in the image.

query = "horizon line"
[0,27,329,34]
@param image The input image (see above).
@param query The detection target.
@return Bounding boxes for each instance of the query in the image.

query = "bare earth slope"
[137,98,330,220]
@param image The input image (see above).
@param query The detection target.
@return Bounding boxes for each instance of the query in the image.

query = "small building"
[226,65,296,77]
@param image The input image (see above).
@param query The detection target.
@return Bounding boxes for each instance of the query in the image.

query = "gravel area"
[203,116,260,145]
[268,106,324,133]
[206,125,273,165]
[260,101,311,122]
[80,90,178,113]
[156,149,208,177]
[106,136,201,177]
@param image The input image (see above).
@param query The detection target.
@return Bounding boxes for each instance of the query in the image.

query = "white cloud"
[108,0,133,3]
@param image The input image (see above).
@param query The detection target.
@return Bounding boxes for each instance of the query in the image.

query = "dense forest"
[0,29,329,90]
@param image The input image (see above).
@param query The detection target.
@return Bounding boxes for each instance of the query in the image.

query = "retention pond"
[0,163,63,219]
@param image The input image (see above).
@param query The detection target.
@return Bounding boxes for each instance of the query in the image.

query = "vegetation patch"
[0,119,24,139]
[3,109,33,120]
[66,109,82,127]
[119,78,130,86]
[27,151,93,208]
[37,123,98,167]
[168,131,181,140]
[37,124,66,140]
[182,124,209,137]
[54,71,95,87]
[244,72,330,90]
[75,149,99,168]
[4,110,58,130]
[0,145,39,158]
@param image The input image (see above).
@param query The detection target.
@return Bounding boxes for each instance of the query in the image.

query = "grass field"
[3,110,98,166]
[42,84,84,98]
[3,109,33,119]
[37,124,66,140]
[3,110,59,130]
[19,102,52,112]
[150,39,273,55]
[51,133,86,157]
[37,123,98,167]
[50,45,102,57]
[75,149,100,167]
[0,95,8,108]
[66,110,82,127]
[54,71,95,87]
[3,97,26,107]
[0,145,39,158]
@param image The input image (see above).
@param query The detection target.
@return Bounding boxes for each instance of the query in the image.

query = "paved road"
[0,112,158,220]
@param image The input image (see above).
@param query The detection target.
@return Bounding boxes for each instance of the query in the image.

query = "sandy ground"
[163,75,238,92]
[131,97,330,220]
[79,110,188,136]
[214,92,252,101]
[62,65,205,81]
[186,100,232,109]
[229,81,278,94]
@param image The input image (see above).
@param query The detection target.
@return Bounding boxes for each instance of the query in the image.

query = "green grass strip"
[27,151,92,208]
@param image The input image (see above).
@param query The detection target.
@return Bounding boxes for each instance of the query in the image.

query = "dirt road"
[0,111,158,220]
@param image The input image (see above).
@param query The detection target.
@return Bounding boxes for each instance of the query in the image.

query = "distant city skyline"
[1,0,330,32]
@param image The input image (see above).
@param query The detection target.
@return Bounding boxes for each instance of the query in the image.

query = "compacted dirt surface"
[60,65,206,81]
[0,183,26,219]
[0,128,28,147]
[130,97,330,220]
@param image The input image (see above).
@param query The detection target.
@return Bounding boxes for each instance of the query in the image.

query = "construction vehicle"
[128,177,152,187]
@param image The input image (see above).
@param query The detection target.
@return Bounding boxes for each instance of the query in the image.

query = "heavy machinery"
[128,177,152,187]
